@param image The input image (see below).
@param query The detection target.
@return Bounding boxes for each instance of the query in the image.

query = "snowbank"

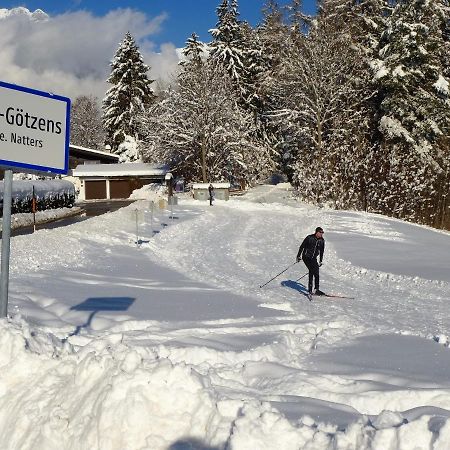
[128,183,166,201]
[3,318,450,450]
[0,207,82,232]
[1,184,450,449]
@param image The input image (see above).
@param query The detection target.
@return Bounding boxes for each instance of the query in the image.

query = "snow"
[371,59,389,80]
[128,183,166,200]
[72,162,169,177]
[192,182,231,189]
[70,144,120,160]
[434,75,449,96]
[117,135,141,163]
[392,65,406,77]
[379,116,414,143]
[1,184,450,449]
[0,179,75,200]
[0,207,82,232]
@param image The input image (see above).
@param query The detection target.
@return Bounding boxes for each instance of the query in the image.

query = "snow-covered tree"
[70,95,105,150]
[102,32,155,159]
[209,0,254,104]
[181,33,206,69]
[265,15,371,206]
[257,1,311,176]
[141,60,273,185]
[373,0,450,223]
[288,0,312,35]
[314,0,390,210]
[117,135,141,163]
[258,1,290,71]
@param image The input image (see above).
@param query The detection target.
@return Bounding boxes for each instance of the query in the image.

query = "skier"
[296,227,325,296]
[208,184,214,206]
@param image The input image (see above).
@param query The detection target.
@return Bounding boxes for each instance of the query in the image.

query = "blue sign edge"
[0,80,71,175]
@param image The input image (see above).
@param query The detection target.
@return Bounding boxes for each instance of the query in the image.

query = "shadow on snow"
[168,438,220,450]
[281,279,309,295]
[67,296,135,337]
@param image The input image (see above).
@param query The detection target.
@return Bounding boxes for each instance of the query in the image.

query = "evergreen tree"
[316,0,391,211]
[209,0,251,103]
[102,32,155,159]
[374,0,450,223]
[70,95,105,150]
[288,0,312,35]
[258,1,315,178]
[258,0,290,70]
[181,33,205,69]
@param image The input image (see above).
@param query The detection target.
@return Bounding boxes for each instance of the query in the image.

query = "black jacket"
[297,234,325,262]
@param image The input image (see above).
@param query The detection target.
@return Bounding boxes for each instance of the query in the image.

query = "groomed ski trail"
[147,188,450,337]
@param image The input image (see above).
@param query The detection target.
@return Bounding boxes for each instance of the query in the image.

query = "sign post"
[32,184,37,232]
[150,200,154,234]
[0,170,12,318]
[0,81,70,318]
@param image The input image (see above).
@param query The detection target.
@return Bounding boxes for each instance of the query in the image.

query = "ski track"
[138,189,450,420]
[149,192,450,338]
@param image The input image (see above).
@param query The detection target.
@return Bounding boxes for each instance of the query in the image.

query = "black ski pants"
[303,257,320,293]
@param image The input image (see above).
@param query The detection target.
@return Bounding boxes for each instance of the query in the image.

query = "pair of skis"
[305,292,354,301]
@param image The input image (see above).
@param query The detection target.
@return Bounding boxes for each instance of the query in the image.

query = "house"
[0,144,119,180]
[192,183,231,201]
[72,163,169,200]
[69,144,119,168]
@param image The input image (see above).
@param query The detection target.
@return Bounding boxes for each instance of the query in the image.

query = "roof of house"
[69,144,120,162]
[72,163,169,178]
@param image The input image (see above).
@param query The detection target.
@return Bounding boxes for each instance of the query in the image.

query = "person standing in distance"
[296,227,325,296]
[208,183,215,206]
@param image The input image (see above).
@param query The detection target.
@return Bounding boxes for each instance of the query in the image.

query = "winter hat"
[315,227,324,233]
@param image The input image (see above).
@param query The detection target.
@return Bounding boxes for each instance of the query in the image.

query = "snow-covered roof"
[69,144,120,161]
[72,163,169,178]
[192,183,231,189]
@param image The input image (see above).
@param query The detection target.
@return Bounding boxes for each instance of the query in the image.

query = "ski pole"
[296,271,308,282]
[259,261,298,288]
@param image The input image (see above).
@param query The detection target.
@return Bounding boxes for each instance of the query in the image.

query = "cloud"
[0,8,181,102]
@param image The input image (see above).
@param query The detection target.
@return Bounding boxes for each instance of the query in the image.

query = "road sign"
[0,80,71,318]
[0,80,70,175]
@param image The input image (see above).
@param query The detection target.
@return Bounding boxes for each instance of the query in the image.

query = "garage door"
[110,180,133,199]
[85,180,107,200]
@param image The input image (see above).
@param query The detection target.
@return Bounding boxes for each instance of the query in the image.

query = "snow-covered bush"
[0,180,75,215]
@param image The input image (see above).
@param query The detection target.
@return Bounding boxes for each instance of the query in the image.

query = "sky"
[0,1,317,102]
[1,183,450,449]
[2,1,318,47]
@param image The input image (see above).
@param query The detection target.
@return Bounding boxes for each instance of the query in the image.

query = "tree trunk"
[201,135,207,182]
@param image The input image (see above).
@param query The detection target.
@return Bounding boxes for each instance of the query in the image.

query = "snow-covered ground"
[1,184,450,450]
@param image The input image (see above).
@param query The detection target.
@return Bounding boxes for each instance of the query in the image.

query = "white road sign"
[0,80,70,175]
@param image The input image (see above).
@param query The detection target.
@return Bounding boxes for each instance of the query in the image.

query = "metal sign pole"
[0,169,13,318]
[150,201,154,234]
[135,209,139,247]
[32,184,36,232]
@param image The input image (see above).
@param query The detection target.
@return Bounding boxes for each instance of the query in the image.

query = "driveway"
[9,199,136,237]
